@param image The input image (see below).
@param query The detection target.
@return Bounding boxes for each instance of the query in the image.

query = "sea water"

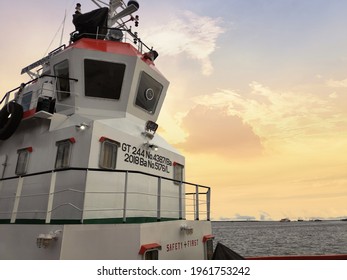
[212,220,347,257]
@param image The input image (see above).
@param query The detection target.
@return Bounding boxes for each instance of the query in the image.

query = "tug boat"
[0,1,213,260]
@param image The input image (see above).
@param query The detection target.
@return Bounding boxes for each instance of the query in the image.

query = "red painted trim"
[203,234,215,243]
[70,38,155,66]
[26,147,33,153]
[69,137,76,144]
[72,38,139,57]
[23,108,36,119]
[139,243,162,255]
[99,136,120,146]
[246,254,347,260]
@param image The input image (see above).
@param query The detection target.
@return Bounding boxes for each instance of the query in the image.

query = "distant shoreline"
[212,219,347,222]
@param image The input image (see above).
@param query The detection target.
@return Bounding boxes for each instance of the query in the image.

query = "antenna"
[59,9,67,46]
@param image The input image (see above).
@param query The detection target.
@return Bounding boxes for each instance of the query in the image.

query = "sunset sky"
[0,0,346,221]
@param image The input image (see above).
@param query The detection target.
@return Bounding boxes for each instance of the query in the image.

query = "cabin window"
[135,72,163,114]
[205,239,214,260]
[21,91,33,111]
[173,163,184,185]
[15,148,32,175]
[99,139,119,169]
[144,250,159,260]
[84,59,125,100]
[55,139,74,169]
[54,60,71,101]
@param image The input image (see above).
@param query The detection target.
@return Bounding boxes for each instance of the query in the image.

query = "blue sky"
[1,0,347,220]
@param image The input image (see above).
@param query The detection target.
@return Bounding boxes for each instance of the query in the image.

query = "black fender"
[0,102,23,140]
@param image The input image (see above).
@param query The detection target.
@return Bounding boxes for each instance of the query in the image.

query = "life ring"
[0,102,23,140]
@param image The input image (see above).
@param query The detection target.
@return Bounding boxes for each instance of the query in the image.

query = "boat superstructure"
[0,0,213,260]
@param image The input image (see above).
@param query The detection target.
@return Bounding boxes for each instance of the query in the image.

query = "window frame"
[54,59,71,101]
[15,148,32,175]
[99,138,119,170]
[21,91,33,111]
[144,249,159,260]
[55,139,74,169]
[205,239,214,260]
[135,71,163,115]
[84,59,126,100]
[173,162,184,185]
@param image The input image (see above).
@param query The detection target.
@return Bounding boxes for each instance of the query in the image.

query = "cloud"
[176,105,264,157]
[193,82,345,144]
[143,11,225,75]
[329,92,338,99]
[157,110,188,144]
[170,80,346,159]
[326,78,347,88]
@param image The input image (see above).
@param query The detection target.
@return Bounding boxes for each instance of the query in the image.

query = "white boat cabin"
[0,0,213,260]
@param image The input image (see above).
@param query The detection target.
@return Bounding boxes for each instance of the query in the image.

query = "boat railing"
[70,26,154,55]
[0,74,79,113]
[0,167,211,224]
[0,85,22,107]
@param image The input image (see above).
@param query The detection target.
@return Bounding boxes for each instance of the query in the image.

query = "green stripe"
[0,217,181,225]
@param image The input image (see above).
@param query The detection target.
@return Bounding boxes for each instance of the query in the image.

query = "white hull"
[0,220,212,260]
[0,1,214,260]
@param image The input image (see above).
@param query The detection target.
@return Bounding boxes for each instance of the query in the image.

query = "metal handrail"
[0,167,211,190]
[69,26,154,54]
[0,74,79,109]
[0,167,211,222]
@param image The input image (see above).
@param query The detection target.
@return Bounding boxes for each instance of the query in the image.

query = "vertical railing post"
[178,182,183,220]
[123,171,128,223]
[206,188,211,221]
[46,171,57,224]
[195,185,200,221]
[80,169,88,224]
[11,177,24,223]
[157,177,161,221]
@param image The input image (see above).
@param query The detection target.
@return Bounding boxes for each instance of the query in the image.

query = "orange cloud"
[177,105,264,157]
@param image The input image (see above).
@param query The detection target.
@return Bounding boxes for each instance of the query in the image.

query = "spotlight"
[108,28,124,41]
[149,144,158,151]
[76,123,89,131]
[143,50,159,62]
[142,120,158,140]
[143,142,159,152]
